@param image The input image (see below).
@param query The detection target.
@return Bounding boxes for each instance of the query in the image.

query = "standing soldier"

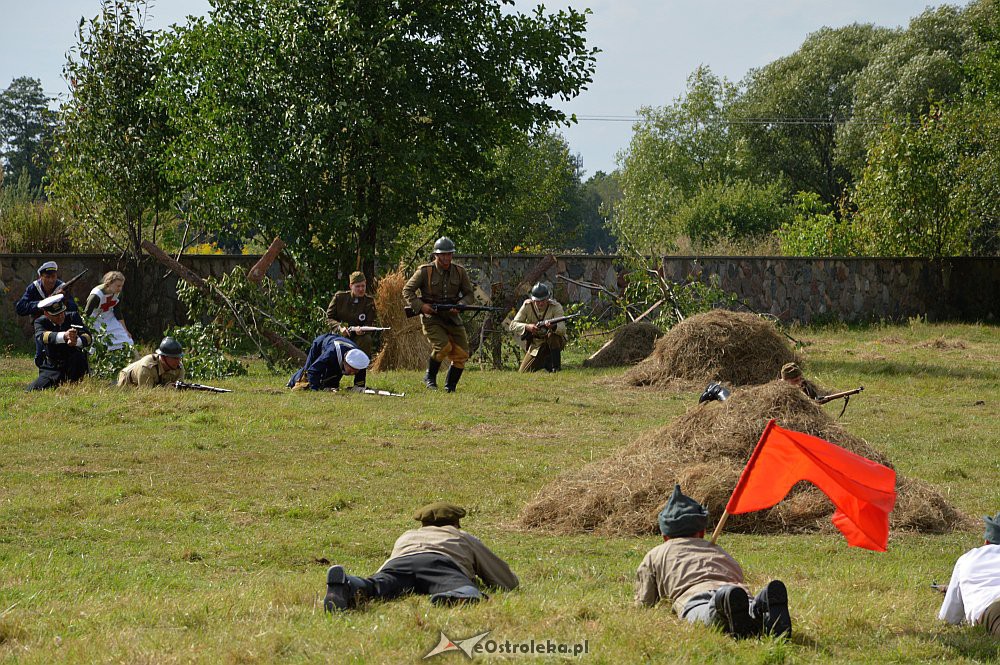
[27,294,92,391]
[117,337,186,387]
[509,282,568,373]
[326,271,377,388]
[16,261,80,368]
[402,237,475,392]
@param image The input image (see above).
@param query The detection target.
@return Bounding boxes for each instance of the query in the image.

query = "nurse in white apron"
[84,271,134,351]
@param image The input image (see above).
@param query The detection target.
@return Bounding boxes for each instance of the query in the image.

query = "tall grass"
[0,170,73,253]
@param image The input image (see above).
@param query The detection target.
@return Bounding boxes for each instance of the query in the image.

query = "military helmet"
[530,282,551,301]
[433,236,456,254]
[157,336,184,358]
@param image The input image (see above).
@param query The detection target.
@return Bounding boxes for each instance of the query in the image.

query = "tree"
[0,77,56,193]
[673,179,792,246]
[574,170,620,252]
[159,0,597,281]
[50,0,173,261]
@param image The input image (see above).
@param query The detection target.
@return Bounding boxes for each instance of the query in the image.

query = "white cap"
[38,293,66,313]
[345,348,370,370]
[37,260,58,274]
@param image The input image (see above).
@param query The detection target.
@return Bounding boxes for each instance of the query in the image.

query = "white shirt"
[939,543,1000,625]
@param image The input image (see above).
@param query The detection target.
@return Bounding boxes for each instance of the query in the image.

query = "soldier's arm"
[634,554,660,607]
[551,302,568,336]
[508,302,532,336]
[401,268,425,312]
[72,315,93,348]
[15,286,41,317]
[136,368,158,388]
[83,293,100,318]
[467,534,519,591]
[325,293,346,330]
[458,267,475,305]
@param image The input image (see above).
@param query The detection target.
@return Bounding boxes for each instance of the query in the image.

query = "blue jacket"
[34,312,92,370]
[287,334,359,390]
[15,279,79,317]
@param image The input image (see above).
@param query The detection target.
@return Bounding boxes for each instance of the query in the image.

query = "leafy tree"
[0,77,56,192]
[159,0,597,281]
[574,170,620,252]
[673,179,792,246]
[776,191,858,256]
[50,0,173,261]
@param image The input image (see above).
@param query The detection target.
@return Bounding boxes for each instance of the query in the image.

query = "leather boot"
[552,349,562,372]
[424,357,442,389]
[444,366,464,393]
[324,565,371,612]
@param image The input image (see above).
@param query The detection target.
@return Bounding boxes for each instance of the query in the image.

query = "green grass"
[1,321,998,663]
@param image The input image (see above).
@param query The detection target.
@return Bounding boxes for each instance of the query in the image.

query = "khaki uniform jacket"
[634,537,747,615]
[380,525,519,591]
[509,299,567,356]
[402,262,474,326]
[325,291,377,330]
[117,353,185,387]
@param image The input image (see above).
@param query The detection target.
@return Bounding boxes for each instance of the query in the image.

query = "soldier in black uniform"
[326,271,377,387]
[27,294,93,391]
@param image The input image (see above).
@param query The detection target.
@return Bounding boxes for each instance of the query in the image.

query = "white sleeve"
[55,332,67,344]
[938,559,966,624]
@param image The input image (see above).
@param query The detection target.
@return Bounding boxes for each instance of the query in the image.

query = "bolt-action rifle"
[816,386,864,405]
[404,298,502,318]
[519,313,583,341]
[327,386,405,397]
[174,380,232,393]
[343,326,391,334]
[53,269,89,295]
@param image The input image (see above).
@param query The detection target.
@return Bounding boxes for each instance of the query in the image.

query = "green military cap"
[658,485,709,537]
[349,271,366,285]
[414,501,466,526]
[985,512,1000,545]
[781,362,803,380]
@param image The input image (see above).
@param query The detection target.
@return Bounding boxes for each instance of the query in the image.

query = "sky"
[0,0,946,177]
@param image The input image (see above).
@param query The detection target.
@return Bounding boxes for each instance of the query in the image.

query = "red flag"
[725,420,897,551]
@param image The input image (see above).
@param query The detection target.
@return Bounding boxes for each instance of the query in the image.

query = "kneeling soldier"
[117,337,185,387]
[27,294,92,391]
[326,270,377,387]
[287,333,369,391]
[509,282,567,373]
[635,485,792,639]
[324,501,519,611]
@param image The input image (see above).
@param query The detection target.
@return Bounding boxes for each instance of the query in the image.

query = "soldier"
[938,511,1000,636]
[635,485,792,639]
[402,236,475,392]
[16,261,80,368]
[326,270,377,388]
[323,501,519,611]
[287,333,370,391]
[27,294,92,391]
[509,282,568,373]
[780,362,824,400]
[117,337,186,387]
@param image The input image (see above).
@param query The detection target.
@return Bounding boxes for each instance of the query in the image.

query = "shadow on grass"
[809,358,1000,382]
[911,627,1000,661]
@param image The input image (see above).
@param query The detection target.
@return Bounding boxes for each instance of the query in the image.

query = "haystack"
[624,310,796,387]
[583,322,663,368]
[516,381,970,537]
[370,268,431,372]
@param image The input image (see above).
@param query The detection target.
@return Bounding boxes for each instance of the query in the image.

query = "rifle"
[816,386,864,405]
[174,380,232,393]
[327,386,405,397]
[404,299,502,318]
[519,313,583,341]
[344,326,391,334]
[53,269,89,295]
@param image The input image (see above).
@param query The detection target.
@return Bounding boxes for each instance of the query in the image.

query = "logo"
[424,631,490,659]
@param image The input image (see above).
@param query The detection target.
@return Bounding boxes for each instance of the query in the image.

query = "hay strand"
[370,268,431,372]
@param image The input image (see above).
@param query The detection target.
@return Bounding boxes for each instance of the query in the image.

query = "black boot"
[444,366,464,393]
[424,357,442,389]
[324,565,370,612]
[754,580,791,637]
[713,585,756,639]
[551,349,562,372]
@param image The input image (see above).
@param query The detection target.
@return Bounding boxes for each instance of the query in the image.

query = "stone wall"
[2,253,997,346]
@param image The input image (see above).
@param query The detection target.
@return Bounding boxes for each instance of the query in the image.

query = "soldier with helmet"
[27,294,93,391]
[117,337,186,387]
[325,270,377,388]
[509,282,568,373]
[402,236,476,392]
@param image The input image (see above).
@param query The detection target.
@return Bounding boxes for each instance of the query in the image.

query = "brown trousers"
[422,317,470,368]
[519,333,566,373]
[979,598,1000,636]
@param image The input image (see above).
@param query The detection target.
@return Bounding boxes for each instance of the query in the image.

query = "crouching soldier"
[635,485,792,639]
[27,294,92,391]
[287,333,369,391]
[324,501,519,611]
[509,282,567,373]
[117,337,185,387]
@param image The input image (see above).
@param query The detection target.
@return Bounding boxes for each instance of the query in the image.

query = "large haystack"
[516,381,970,537]
[370,268,431,372]
[624,310,796,387]
[583,322,663,368]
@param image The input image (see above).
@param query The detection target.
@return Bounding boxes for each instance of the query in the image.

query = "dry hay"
[916,337,968,350]
[370,268,431,372]
[516,381,968,537]
[624,310,797,387]
[583,322,664,368]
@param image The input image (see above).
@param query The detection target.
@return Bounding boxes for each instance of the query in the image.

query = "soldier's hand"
[420,303,435,316]
[65,328,79,345]
[526,323,538,334]
[338,325,350,335]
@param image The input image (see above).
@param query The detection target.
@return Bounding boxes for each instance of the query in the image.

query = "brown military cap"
[413,501,466,526]
[781,362,803,380]
[349,271,366,285]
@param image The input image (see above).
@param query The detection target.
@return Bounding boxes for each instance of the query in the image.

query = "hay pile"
[370,268,431,372]
[624,310,796,387]
[583,322,663,368]
[516,381,970,537]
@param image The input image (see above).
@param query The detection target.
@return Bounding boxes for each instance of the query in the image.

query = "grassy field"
[1,320,998,664]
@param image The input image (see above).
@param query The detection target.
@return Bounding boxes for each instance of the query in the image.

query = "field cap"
[658,485,709,537]
[781,362,803,380]
[414,501,466,526]
[349,271,366,285]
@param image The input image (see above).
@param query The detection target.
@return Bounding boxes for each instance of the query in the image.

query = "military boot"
[444,366,464,393]
[424,357,442,389]
[324,565,371,612]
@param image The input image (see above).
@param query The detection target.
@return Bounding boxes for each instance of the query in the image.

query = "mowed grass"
[0,321,998,664]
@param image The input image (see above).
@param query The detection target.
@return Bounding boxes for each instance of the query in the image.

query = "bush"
[87,327,136,381]
[0,171,73,252]
[777,192,859,256]
[673,179,793,245]
[165,323,247,381]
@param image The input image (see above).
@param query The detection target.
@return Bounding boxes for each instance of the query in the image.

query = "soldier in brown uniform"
[780,362,824,400]
[117,337,185,387]
[509,282,568,373]
[326,271,377,387]
[324,501,519,611]
[402,237,475,392]
[635,485,792,639]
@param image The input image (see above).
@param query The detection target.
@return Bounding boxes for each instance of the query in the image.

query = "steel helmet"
[433,236,456,254]
[530,282,551,301]
[157,336,184,358]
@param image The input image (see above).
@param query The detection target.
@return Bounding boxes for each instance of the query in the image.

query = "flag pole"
[709,419,777,545]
